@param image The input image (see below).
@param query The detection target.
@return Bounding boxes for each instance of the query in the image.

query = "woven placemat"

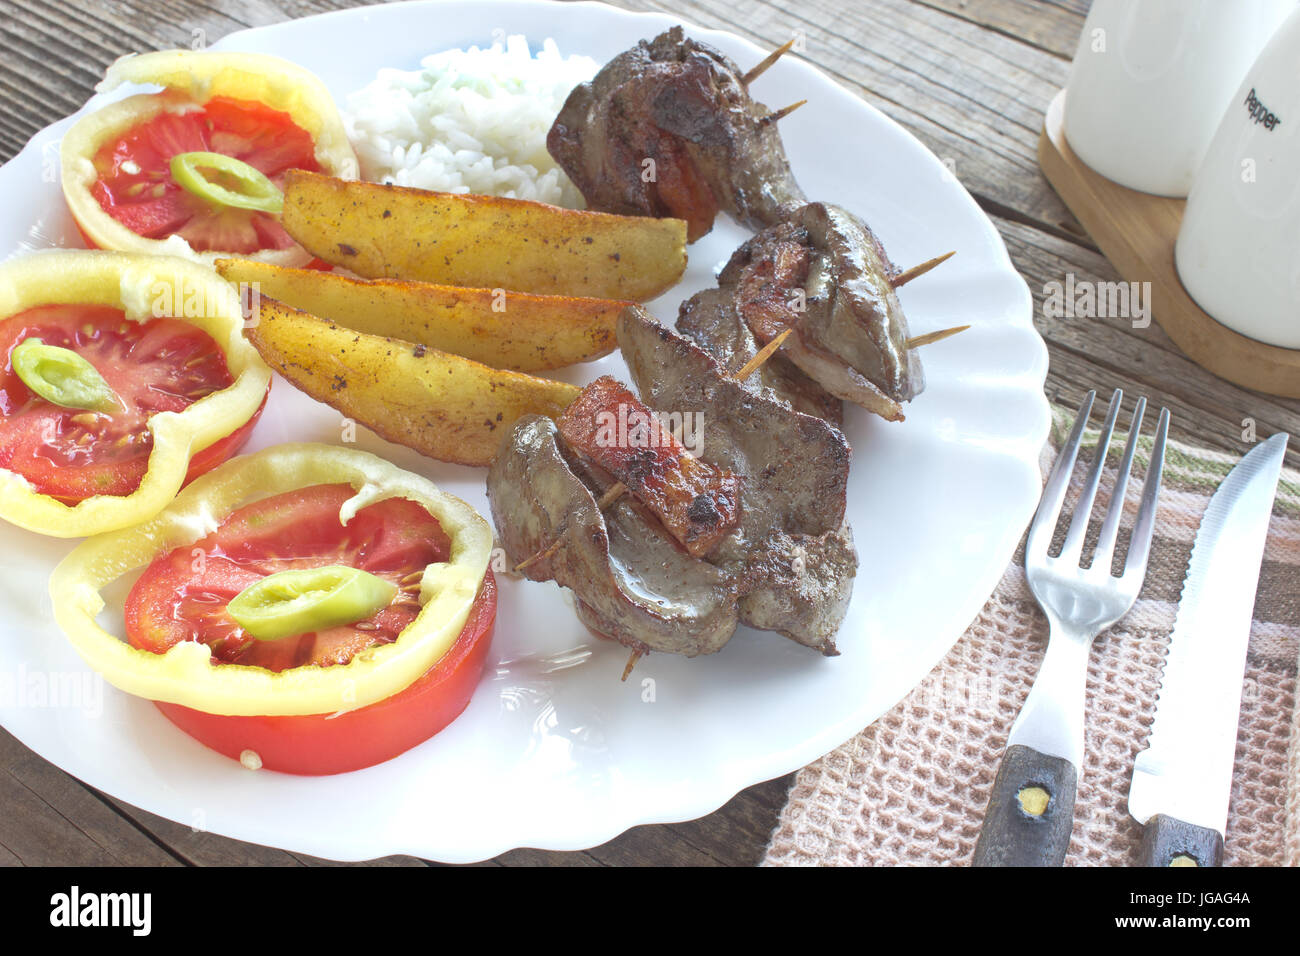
[763,410,1299,866]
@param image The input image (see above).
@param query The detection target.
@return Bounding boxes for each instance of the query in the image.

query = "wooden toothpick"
[741,38,796,86]
[891,250,956,288]
[759,99,807,126]
[905,324,970,349]
[621,648,643,682]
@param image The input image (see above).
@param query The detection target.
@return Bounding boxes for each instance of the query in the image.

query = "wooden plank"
[101,797,309,866]
[296,852,429,867]
[0,0,248,157]
[0,771,118,866]
[0,730,180,865]
[994,214,1300,469]
[915,0,1085,59]
[489,847,605,866]
[661,777,794,865]
[583,823,725,867]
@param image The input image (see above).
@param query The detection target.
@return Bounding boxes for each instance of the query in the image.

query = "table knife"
[1127,432,1289,867]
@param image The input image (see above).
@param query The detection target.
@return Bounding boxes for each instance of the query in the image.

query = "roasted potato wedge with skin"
[216,258,627,372]
[280,170,688,302]
[246,296,580,467]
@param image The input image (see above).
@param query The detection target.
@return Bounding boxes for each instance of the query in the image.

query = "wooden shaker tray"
[1038,89,1300,399]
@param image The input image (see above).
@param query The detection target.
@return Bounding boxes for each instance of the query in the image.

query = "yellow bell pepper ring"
[48,443,494,717]
[0,250,271,538]
[60,49,358,268]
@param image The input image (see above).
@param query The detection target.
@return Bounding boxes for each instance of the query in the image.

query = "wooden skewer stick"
[596,482,626,509]
[906,324,970,349]
[513,536,563,573]
[890,250,956,288]
[741,37,796,86]
[621,648,643,682]
[514,483,626,572]
[759,99,807,126]
[733,327,794,380]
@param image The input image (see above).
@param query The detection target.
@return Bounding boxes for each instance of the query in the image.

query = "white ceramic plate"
[0,0,1048,862]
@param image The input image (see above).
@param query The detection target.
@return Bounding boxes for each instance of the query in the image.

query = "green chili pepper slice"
[170,151,284,215]
[11,337,122,413]
[228,565,399,641]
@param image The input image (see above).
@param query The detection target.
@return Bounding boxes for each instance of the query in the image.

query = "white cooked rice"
[344,35,598,207]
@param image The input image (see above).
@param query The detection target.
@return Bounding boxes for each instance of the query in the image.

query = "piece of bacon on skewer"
[558,375,742,558]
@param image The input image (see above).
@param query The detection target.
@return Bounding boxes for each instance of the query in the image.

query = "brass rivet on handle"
[1016,786,1050,816]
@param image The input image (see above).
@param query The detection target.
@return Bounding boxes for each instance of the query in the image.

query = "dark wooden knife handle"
[971,744,1077,867]
[1137,814,1223,867]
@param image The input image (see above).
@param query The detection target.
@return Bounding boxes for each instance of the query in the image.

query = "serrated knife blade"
[1127,432,1288,867]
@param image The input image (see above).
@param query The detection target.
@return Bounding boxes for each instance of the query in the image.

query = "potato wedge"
[246,297,579,467]
[280,170,687,301]
[216,258,626,372]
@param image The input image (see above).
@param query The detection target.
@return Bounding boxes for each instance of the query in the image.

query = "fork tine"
[1026,390,1095,559]
[1122,406,1170,584]
[1092,396,1146,573]
[1059,389,1123,565]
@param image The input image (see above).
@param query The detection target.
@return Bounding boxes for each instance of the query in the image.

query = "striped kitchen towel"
[763,410,1299,866]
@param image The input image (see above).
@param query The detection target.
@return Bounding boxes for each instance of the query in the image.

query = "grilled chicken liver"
[677,286,843,425]
[548,26,807,241]
[487,415,739,656]
[617,306,849,552]
[486,310,858,657]
[720,202,924,421]
[491,25,950,661]
[738,524,856,655]
[617,306,856,654]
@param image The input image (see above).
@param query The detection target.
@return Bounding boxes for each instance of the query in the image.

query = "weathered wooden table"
[1,0,1295,867]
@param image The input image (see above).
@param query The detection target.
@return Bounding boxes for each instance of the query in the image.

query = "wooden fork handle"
[971,745,1077,866]
[1137,815,1223,867]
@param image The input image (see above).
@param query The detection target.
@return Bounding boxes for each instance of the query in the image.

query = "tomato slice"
[125,483,454,670]
[62,51,358,269]
[124,480,491,775]
[0,304,263,502]
[90,96,321,255]
[154,572,497,775]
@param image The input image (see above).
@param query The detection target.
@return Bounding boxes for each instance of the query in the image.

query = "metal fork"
[971,389,1169,867]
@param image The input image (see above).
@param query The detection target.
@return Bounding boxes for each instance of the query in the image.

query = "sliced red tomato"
[125,483,454,669]
[0,303,264,502]
[155,572,496,775]
[62,51,358,268]
[90,96,320,255]
[125,481,492,775]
